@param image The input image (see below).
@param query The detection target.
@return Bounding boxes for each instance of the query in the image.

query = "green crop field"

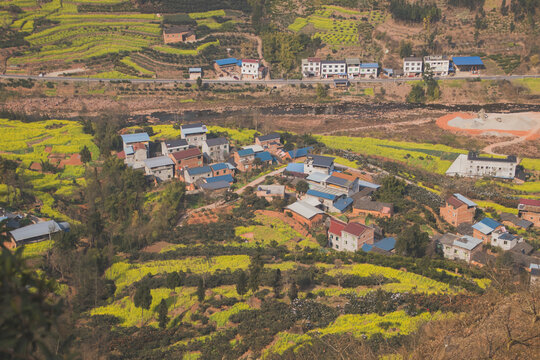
[120,56,154,76]
[153,40,220,56]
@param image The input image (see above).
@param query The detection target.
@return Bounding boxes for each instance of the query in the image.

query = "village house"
[490,230,523,251]
[256,185,286,201]
[359,62,379,78]
[320,60,347,78]
[440,193,477,227]
[241,59,260,79]
[472,217,503,244]
[281,147,313,162]
[333,79,349,88]
[303,188,351,213]
[403,57,423,76]
[189,67,202,80]
[285,200,325,227]
[183,166,213,184]
[255,151,274,167]
[215,58,241,71]
[161,138,189,155]
[446,152,518,179]
[362,237,396,255]
[518,199,540,227]
[169,148,203,178]
[439,233,483,264]
[346,58,360,78]
[304,154,335,175]
[452,56,484,74]
[327,218,374,252]
[163,25,196,44]
[119,133,150,169]
[322,172,360,196]
[423,55,450,76]
[255,133,282,154]
[202,137,229,162]
[202,174,234,186]
[210,162,234,177]
[499,212,533,230]
[143,156,174,183]
[6,220,69,249]
[180,123,207,149]
[352,199,394,218]
[200,180,231,194]
[302,58,322,77]
[284,162,306,177]
[234,148,256,172]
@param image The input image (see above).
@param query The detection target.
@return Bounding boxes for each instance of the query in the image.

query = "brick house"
[169,148,203,178]
[255,133,282,154]
[233,148,255,172]
[210,163,234,177]
[472,218,503,244]
[518,199,540,227]
[163,25,196,44]
[352,199,394,218]
[281,147,313,162]
[440,193,477,227]
[322,172,359,196]
[327,217,374,252]
[285,200,325,228]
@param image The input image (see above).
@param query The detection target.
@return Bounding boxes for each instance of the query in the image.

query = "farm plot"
[152,40,220,56]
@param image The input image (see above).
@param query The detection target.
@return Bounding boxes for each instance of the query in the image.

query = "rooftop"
[325,175,350,188]
[189,67,202,73]
[452,56,484,66]
[286,200,324,219]
[205,137,228,147]
[360,62,378,68]
[215,58,239,66]
[257,133,281,142]
[237,148,255,157]
[255,151,273,162]
[257,185,285,195]
[181,123,207,135]
[205,174,234,184]
[328,217,347,236]
[333,197,353,212]
[404,56,422,61]
[163,25,192,34]
[210,163,228,171]
[171,147,201,161]
[343,222,369,237]
[453,235,483,251]
[306,189,337,201]
[345,58,360,65]
[288,147,313,159]
[144,156,174,168]
[373,237,396,252]
[467,151,517,163]
[306,172,330,183]
[186,166,212,176]
[307,154,335,168]
[472,217,501,235]
[163,138,188,148]
[10,220,68,242]
[285,162,304,173]
[200,181,230,190]
[121,132,150,144]
[354,200,393,213]
[452,193,477,208]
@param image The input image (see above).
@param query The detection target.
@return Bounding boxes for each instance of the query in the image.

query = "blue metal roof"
[306,189,336,201]
[453,235,483,251]
[453,193,477,207]
[285,163,304,173]
[201,181,230,190]
[357,180,381,189]
[206,174,234,184]
[144,156,174,168]
[472,217,501,234]
[186,166,212,176]
[215,58,238,66]
[189,67,202,72]
[452,56,484,66]
[255,151,273,162]
[333,197,353,212]
[210,163,228,171]
[121,133,150,144]
[288,147,313,159]
[373,237,396,252]
[361,243,374,252]
[238,148,254,157]
[124,145,134,155]
[360,63,378,68]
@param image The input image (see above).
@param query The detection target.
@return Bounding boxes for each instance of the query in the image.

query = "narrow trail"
[483,122,540,155]
[320,118,433,135]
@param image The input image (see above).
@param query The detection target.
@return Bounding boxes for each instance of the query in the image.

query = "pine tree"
[134,284,152,326]
[79,145,92,164]
[248,254,263,293]
[272,269,282,298]
[196,278,205,302]
[157,299,168,329]
[236,270,248,296]
[288,280,298,301]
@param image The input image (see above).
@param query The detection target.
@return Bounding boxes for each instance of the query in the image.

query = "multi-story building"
[233,148,255,172]
[210,163,234,177]
[321,60,347,78]
[120,133,150,169]
[327,218,375,252]
[423,55,450,76]
[446,152,518,179]
[302,58,322,77]
[472,217,503,244]
[180,123,207,149]
[439,233,483,263]
[161,138,189,155]
[169,148,203,178]
[359,62,379,78]
[491,230,522,251]
[241,59,260,79]
[202,137,229,162]
[440,193,477,227]
[143,156,174,182]
[255,133,281,153]
[183,166,213,184]
[518,199,540,227]
[304,154,335,175]
[346,58,361,78]
[403,57,423,76]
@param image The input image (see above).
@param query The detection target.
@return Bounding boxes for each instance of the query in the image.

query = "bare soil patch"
[141,241,173,253]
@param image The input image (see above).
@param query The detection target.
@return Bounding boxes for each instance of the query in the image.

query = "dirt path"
[483,121,540,155]
[320,117,433,135]
[235,167,285,194]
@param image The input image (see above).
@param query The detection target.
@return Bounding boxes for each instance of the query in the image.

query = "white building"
[202,137,229,162]
[439,233,483,263]
[360,62,379,78]
[161,138,189,155]
[446,152,518,179]
[491,230,522,251]
[403,57,423,76]
[143,156,175,183]
[328,218,374,252]
[424,55,450,76]
[346,58,360,78]
[321,60,346,78]
[180,123,207,149]
[304,154,335,175]
[241,59,260,79]
[302,58,322,77]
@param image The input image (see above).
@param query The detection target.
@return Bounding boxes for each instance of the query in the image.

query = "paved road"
[1,73,539,85]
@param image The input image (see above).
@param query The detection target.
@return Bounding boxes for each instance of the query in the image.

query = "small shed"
[333,79,349,88]
[452,56,484,74]
[189,67,202,80]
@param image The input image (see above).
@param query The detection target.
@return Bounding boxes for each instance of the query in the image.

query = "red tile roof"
[171,147,201,161]
[242,59,259,63]
[329,218,346,236]
[446,196,465,209]
[519,199,540,207]
[343,222,368,237]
